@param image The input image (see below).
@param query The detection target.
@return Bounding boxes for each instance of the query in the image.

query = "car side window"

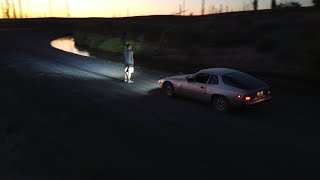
[192,73,211,84]
[208,75,219,85]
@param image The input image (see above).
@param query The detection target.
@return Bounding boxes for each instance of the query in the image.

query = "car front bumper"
[158,80,164,88]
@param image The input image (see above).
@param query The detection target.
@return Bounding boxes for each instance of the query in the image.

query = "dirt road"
[1,28,319,179]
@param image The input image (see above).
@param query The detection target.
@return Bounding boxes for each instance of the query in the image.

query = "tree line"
[1,0,71,18]
[1,0,22,18]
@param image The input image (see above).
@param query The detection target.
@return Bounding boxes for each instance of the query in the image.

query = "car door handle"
[200,86,206,89]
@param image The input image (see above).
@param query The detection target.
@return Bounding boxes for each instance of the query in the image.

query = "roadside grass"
[98,38,124,53]
[74,33,143,54]
[98,38,143,53]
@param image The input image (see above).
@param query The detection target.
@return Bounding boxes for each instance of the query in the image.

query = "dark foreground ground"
[1,24,320,179]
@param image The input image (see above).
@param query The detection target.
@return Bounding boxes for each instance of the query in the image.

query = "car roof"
[199,68,240,75]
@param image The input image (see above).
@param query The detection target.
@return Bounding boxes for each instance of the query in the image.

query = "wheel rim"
[166,85,173,96]
[215,97,226,111]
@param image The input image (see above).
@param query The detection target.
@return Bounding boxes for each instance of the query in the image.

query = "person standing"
[124,44,134,83]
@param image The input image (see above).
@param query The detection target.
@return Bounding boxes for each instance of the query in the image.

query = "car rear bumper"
[230,96,272,107]
[246,96,272,106]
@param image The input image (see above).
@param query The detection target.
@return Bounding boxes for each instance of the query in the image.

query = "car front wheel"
[163,82,175,97]
[213,96,229,112]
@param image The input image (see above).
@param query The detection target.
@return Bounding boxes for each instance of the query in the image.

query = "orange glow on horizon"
[0,0,313,18]
[0,0,181,18]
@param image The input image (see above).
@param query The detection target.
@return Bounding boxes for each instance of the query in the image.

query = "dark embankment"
[72,7,320,84]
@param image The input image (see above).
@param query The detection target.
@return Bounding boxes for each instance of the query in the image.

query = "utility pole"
[201,0,205,15]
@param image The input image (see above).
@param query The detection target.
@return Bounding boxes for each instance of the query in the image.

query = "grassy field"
[73,7,320,79]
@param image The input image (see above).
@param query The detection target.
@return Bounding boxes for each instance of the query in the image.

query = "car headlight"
[158,80,164,86]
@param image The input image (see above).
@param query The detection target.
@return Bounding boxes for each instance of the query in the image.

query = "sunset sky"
[0,0,314,18]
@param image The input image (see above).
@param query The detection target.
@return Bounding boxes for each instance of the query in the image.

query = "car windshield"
[222,72,265,90]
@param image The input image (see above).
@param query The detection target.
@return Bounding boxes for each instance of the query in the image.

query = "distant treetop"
[278,2,302,8]
[314,0,320,8]
[271,0,277,9]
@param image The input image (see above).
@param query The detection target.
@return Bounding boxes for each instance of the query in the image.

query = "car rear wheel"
[213,96,229,112]
[163,82,175,97]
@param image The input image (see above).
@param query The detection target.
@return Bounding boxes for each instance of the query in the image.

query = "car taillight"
[245,96,251,101]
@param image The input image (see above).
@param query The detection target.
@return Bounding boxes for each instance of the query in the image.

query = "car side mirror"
[187,78,194,83]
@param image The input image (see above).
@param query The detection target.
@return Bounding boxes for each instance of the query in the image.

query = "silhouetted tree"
[49,0,54,17]
[219,4,223,13]
[271,0,277,9]
[65,0,70,17]
[182,0,185,15]
[3,0,10,18]
[1,1,5,18]
[1,1,4,18]
[11,0,16,18]
[313,0,320,8]
[18,0,23,18]
[26,0,31,18]
[253,0,258,11]
[209,5,215,14]
[201,0,205,15]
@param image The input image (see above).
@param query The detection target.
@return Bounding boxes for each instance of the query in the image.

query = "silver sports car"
[158,68,272,112]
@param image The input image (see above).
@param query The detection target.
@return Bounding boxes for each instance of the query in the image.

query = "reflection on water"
[51,37,90,57]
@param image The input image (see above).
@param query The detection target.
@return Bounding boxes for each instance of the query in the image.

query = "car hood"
[165,74,193,80]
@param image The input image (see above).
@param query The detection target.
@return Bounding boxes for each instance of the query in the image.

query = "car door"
[180,73,211,101]
[205,75,220,103]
